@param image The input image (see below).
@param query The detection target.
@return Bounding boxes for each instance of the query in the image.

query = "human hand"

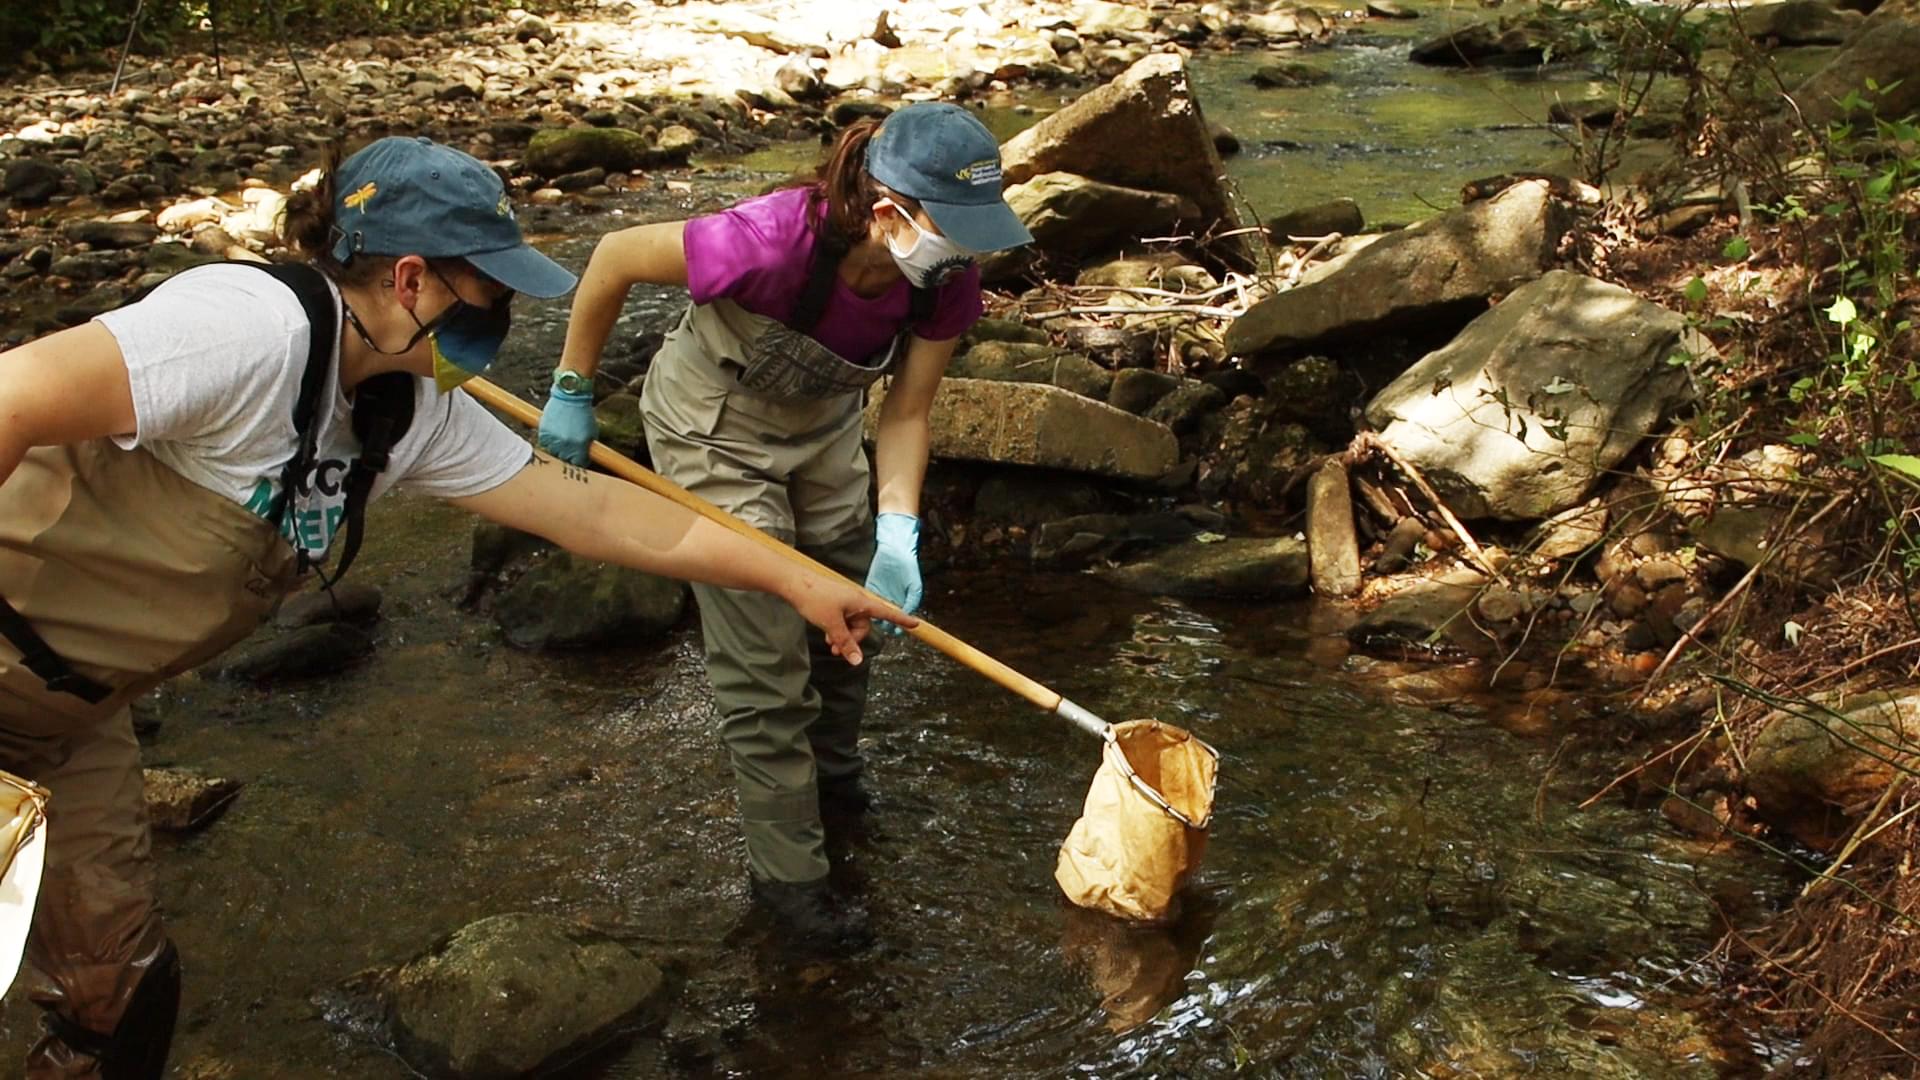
[536,384,597,465]
[862,513,922,637]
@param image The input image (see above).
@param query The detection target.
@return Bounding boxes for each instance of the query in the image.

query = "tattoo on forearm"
[530,451,591,485]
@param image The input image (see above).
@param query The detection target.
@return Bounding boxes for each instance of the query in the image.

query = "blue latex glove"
[537,385,597,466]
[864,512,923,635]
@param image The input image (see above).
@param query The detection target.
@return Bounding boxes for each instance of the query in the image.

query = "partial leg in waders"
[641,324,880,954]
[0,440,300,1077]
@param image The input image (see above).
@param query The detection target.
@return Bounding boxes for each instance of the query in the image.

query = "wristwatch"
[552,368,591,396]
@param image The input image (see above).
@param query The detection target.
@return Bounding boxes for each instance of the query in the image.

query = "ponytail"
[802,117,920,252]
[278,143,388,286]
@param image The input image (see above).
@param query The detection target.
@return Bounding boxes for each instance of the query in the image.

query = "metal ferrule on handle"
[1054,697,1112,739]
[464,377,1114,741]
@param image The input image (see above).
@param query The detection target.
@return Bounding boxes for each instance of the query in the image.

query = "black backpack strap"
[789,227,849,336]
[325,371,416,586]
[907,283,937,332]
[242,263,339,565]
[0,596,111,704]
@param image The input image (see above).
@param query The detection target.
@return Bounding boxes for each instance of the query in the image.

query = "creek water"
[0,15,1812,1077]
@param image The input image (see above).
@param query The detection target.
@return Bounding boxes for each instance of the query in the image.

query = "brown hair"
[280,144,377,286]
[802,117,920,252]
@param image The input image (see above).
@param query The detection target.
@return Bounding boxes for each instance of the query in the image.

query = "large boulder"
[949,341,1114,401]
[1099,536,1311,599]
[492,553,689,650]
[1363,271,1701,521]
[1226,180,1572,358]
[866,378,1176,482]
[1739,0,1864,43]
[999,53,1240,239]
[382,913,668,1080]
[984,172,1194,277]
[1746,688,1920,846]
[1790,0,1920,126]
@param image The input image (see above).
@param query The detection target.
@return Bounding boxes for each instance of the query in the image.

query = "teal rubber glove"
[537,385,597,466]
[864,512,922,635]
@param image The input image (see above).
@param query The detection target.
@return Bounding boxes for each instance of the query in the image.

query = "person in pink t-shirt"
[548,103,1031,951]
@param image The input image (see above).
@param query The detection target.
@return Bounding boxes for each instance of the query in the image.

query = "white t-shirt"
[94,263,532,563]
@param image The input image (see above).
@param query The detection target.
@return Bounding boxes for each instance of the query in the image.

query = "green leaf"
[1684,276,1708,304]
[1869,454,1920,481]
[1722,235,1750,260]
[1826,296,1858,324]
[1787,432,1822,446]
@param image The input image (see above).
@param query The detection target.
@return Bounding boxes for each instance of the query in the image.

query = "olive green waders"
[641,297,906,886]
[0,440,298,1076]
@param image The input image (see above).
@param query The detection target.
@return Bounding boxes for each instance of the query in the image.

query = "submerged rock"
[143,768,242,831]
[275,582,384,629]
[216,622,374,682]
[381,913,668,1080]
[1348,570,1495,657]
[492,553,688,650]
[1363,271,1702,521]
[1100,536,1311,599]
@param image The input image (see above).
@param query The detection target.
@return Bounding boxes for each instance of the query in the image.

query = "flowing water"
[0,16,1812,1076]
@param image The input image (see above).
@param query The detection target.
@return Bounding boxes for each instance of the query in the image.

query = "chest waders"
[0,262,410,1078]
[640,234,933,887]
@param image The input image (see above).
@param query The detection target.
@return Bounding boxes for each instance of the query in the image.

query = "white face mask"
[880,198,975,288]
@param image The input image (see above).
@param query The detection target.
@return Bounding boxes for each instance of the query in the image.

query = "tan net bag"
[0,770,48,994]
[1054,720,1218,923]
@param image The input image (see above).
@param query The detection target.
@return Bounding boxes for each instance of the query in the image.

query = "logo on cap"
[344,182,378,212]
[496,194,513,219]
[954,160,1001,186]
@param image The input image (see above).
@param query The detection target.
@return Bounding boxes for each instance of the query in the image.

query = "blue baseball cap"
[865,103,1033,254]
[329,136,577,299]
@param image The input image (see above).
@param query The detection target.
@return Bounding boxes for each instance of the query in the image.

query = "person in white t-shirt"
[0,136,909,1079]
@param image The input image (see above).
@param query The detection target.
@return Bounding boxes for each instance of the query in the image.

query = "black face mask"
[341,266,514,393]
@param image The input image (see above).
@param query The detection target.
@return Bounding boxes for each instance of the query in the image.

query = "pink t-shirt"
[682,187,983,362]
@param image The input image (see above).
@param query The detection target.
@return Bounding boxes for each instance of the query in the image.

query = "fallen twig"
[1357,433,1508,586]
[1029,303,1242,321]
[1285,233,1342,286]
[1803,775,1907,900]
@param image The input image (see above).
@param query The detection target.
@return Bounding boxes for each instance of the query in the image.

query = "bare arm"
[872,334,957,516]
[448,451,912,664]
[557,220,690,382]
[0,323,138,489]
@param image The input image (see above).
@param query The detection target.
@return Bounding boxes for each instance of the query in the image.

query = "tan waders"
[0,440,297,1076]
[641,297,901,888]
